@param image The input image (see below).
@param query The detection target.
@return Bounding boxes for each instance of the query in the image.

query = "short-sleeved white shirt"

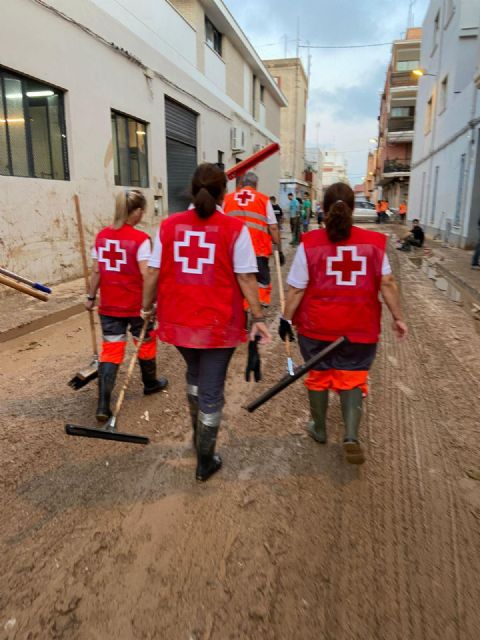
[266,200,278,225]
[148,206,258,274]
[287,243,392,289]
[91,238,151,263]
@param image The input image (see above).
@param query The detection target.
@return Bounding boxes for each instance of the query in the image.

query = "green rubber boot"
[306,390,329,444]
[340,388,365,465]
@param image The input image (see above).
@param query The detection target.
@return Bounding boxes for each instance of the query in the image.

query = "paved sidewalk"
[0,277,85,342]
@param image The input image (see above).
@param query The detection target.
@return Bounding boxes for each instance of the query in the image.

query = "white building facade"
[321,150,348,188]
[0,0,286,285]
[409,0,480,247]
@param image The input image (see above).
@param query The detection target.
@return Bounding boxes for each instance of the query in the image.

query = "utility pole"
[292,17,300,181]
[407,0,416,29]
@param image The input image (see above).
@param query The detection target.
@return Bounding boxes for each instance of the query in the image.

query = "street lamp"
[412,68,436,78]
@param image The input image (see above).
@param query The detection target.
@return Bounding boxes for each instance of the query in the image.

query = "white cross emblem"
[98,239,128,272]
[326,246,367,286]
[234,189,256,207]
[174,231,216,275]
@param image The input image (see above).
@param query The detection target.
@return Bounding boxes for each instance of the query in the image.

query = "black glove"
[279,251,286,267]
[245,335,262,382]
[279,317,295,342]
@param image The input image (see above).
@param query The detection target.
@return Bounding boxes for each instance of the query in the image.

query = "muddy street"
[1,239,480,640]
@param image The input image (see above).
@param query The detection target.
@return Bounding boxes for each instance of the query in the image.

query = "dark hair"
[191,163,227,219]
[413,218,419,223]
[288,192,293,197]
[323,182,355,243]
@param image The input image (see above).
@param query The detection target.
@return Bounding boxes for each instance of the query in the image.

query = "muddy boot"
[340,388,365,465]
[196,411,222,482]
[96,362,118,422]
[138,359,168,396]
[306,390,329,444]
[187,384,199,448]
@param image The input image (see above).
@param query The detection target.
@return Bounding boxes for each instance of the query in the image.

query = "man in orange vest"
[223,171,283,307]
[399,201,407,224]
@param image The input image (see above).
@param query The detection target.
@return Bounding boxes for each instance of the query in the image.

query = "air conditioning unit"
[231,127,246,152]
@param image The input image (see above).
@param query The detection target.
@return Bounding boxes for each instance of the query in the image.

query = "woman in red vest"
[142,164,271,482]
[85,190,168,422]
[279,183,407,465]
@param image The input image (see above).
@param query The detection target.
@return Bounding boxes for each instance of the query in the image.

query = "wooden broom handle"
[0,273,48,301]
[73,194,98,357]
[273,250,291,358]
[113,315,151,417]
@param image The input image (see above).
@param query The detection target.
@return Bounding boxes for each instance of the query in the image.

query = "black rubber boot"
[196,411,222,482]
[340,388,365,465]
[138,358,168,395]
[96,362,119,423]
[187,384,199,448]
[306,390,329,444]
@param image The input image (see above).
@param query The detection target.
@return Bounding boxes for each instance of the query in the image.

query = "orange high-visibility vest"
[223,187,272,257]
[380,201,388,213]
[399,203,407,215]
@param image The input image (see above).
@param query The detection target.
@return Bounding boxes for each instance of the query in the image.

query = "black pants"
[176,347,235,414]
[298,335,377,371]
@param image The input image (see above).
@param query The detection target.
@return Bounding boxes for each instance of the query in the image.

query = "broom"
[68,194,99,390]
[273,249,295,376]
[65,315,151,444]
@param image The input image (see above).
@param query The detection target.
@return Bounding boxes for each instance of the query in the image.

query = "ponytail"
[191,163,227,219]
[113,189,146,229]
[323,183,355,243]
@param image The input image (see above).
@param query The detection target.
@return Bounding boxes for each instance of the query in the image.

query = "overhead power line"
[299,42,392,50]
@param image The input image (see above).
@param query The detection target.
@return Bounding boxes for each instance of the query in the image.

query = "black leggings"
[176,347,235,414]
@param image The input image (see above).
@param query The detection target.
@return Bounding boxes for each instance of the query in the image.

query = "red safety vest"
[223,187,272,257]
[156,209,247,349]
[95,224,149,317]
[294,227,387,344]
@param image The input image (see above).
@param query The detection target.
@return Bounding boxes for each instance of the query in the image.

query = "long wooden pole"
[273,249,292,361]
[0,273,49,301]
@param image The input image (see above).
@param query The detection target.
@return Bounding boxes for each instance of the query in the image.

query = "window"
[396,60,420,71]
[0,67,68,179]
[430,165,440,223]
[272,76,281,88]
[433,11,440,52]
[205,17,222,56]
[217,150,224,169]
[440,75,448,112]
[111,111,148,187]
[252,74,257,118]
[260,84,265,104]
[425,95,434,133]
[391,107,412,118]
[445,0,455,27]
[454,154,466,226]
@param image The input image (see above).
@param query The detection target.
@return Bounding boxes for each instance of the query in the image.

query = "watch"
[86,295,96,301]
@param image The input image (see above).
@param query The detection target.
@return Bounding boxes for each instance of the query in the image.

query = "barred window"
[111,111,149,187]
[0,68,69,179]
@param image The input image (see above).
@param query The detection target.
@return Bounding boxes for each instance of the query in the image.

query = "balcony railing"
[390,71,418,88]
[384,159,411,174]
[388,116,415,132]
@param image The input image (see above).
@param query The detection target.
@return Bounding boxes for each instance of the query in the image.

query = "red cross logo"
[326,246,367,286]
[234,189,256,207]
[98,239,128,272]
[174,231,215,274]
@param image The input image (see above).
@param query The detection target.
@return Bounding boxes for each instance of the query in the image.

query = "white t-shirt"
[266,200,278,225]
[91,238,151,263]
[287,243,392,289]
[148,206,258,274]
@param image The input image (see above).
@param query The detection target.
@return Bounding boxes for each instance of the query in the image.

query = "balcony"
[390,71,418,88]
[387,116,415,142]
[380,159,411,185]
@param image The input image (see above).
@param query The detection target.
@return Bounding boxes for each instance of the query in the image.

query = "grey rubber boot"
[196,410,222,482]
[306,390,329,444]
[138,358,168,395]
[187,384,199,448]
[96,362,119,422]
[340,387,365,465]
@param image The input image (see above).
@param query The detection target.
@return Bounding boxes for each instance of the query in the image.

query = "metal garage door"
[165,98,197,214]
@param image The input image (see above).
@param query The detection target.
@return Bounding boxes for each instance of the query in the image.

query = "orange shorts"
[305,369,369,396]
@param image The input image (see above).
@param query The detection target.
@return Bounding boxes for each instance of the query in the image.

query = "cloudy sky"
[224,0,430,184]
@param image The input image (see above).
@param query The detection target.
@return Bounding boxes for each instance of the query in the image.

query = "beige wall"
[0,0,283,286]
[224,39,245,107]
[263,59,307,182]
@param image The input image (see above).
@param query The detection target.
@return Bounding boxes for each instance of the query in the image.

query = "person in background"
[85,190,168,422]
[279,182,407,465]
[223,172,283,308]
[270,196,283,229]
[302,192,312,234]
[398,218,425,251]
[288,192,300,246]
[143,163,271,482]
[375,200,382,224]
[399,201,407,225]
[315,202,324,228]
[471,217,480,270]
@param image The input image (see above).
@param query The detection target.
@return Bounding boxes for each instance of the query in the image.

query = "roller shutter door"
[165,98,198,214]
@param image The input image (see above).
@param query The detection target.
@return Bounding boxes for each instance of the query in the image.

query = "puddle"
[408,255,480,335]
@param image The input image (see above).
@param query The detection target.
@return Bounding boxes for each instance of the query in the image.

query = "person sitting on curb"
[397,219,425,252]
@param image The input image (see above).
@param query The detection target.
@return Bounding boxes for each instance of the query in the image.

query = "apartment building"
[409,0,480,247]
[263,58,308,205]
[321,150,348,188]
[0,0,286,285]
[374,28,422,209]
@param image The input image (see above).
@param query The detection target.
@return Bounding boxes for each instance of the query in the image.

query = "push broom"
[65,314,151,444]
[273,249,295,376]
[68,194,99,390]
